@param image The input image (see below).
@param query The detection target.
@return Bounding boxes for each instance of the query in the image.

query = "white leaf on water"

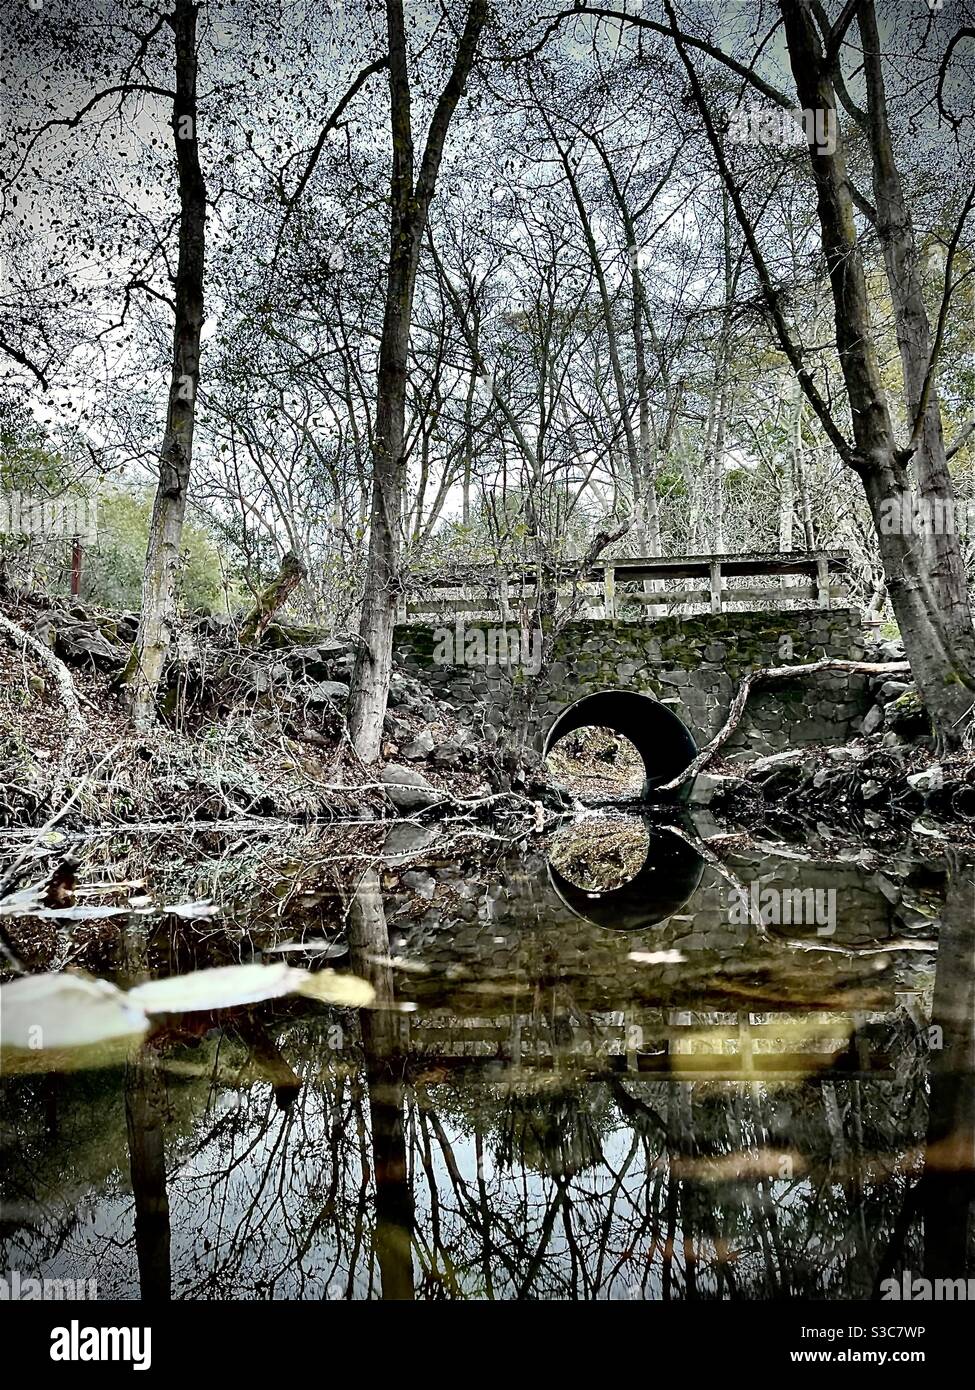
[128,962,308,1014]
[263,939,347,957]
[0,973,149,1049]
[628,949,687,965]
[163,900,219,920]
[0,885,45,917]
[295,970,376,1008]
[32,905,132,921]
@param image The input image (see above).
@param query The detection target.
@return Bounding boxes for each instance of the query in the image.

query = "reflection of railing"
[403,550,850,620]
[406,1010,893,1081]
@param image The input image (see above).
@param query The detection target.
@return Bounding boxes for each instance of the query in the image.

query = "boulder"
[906,764,944,795]
[401,727,436,760]
[687,772,744,807]
[431,740,463,767]
[296,680,349,705]
[401,870,436,899]
[877,680,911,702]
[380,763,440,811]
[860,703,884,735]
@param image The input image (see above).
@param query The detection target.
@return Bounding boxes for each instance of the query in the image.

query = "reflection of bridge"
[394,550,869,782]
[404,1011,896,1083]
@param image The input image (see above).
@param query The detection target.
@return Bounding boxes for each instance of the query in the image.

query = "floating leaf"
[295,970,376,1008]
[0,973,148,1050]
[128,962,307,1014]
[0,884,45,917]
[32,905,131,921]
[628,950,686,965]
[263,939,347,957]
[164,900,219,920]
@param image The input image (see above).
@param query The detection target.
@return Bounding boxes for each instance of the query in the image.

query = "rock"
[297,680,349,704]
[285,646,333,678]
[54,620,124,666]
[383,713,413,741]
[299,726,330,747]
[431,740,462,767]
[861,703,884,735]
[687,772,742,806]
[401,870,436,900]
[877,680,910,702]
[381,763,440,811]
[879,639,906,661]
[402,728,436,760]
[906,764,944,795]
[886,688,928,738]
[381,824,439,859]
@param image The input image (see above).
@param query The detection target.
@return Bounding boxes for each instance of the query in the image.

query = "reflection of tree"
[493,1083,608,1179]
[922,855,975,1281]
[3,851,972,1300]
[349,866,415,1301]
[125,1045,172,1301]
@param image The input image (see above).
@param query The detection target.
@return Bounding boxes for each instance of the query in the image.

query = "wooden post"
[70,535,82,597]
[603,564,616,619]
[816,554,830,609]
[709,559,722,614]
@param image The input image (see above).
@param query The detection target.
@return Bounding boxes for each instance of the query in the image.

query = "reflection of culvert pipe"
[546,822,704,932]
[543,689,698,800]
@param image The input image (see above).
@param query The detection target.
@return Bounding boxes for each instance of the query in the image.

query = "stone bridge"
[393,551,871,792]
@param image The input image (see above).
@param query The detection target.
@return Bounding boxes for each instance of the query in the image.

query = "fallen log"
[659,658,911,793]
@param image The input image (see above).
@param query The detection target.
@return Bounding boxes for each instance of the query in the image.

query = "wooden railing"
[403,550,850,620]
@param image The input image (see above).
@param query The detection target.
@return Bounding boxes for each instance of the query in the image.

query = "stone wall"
[394,607,870,758]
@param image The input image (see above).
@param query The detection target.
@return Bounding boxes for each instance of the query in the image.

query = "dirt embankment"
[0,594,553,830]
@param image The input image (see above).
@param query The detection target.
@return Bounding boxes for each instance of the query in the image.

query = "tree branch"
[658,658,911,791]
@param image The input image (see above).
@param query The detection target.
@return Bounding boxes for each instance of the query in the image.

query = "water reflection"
[1,821,972,1300]
[547,818,704,930]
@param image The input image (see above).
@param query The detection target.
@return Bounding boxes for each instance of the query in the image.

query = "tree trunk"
[347,0,487,762]
[857,0,975,682]
[779,0,975,749]
[124,0,205,733]
[238,550,307,646]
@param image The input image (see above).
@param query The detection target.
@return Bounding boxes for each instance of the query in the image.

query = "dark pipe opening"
[544,689,698,798]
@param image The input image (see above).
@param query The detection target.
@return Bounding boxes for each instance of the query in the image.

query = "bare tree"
[347,0,489,762]
[123,0,206,731]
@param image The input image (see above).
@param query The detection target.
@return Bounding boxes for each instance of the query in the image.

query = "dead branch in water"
[659,658,911,792]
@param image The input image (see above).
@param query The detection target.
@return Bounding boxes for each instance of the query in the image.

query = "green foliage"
[85,489,229,614]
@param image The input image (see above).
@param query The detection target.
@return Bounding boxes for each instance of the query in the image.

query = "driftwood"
[659,658,912,792]
[239,551,307,647]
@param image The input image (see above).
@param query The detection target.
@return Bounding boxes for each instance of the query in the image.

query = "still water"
[1,816,972,1300]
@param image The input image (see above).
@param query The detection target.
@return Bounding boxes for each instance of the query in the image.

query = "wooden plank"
[405,584,851,617]
[410,550,850,589]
